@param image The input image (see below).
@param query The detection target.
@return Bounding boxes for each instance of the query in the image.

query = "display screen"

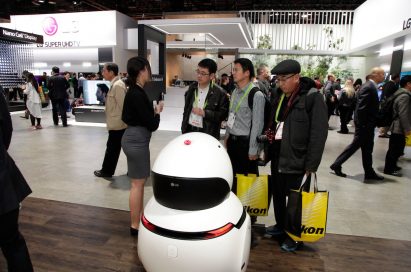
[82,80,110,105]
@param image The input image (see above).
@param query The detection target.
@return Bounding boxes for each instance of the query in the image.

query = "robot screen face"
[152,172,230,211]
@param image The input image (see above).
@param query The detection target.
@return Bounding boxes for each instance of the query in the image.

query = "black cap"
[271,59,301,75]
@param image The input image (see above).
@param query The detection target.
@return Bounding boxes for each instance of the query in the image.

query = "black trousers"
[0,209,33,272]
[384,133,406,172]
[270,145,308,231]
[227,135,258,224]
[339,105,353,133]
[101,129,126,175]
[333,125,375,175]
[51,99,67,126]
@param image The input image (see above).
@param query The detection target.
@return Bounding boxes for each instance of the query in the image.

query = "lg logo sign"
[403,18,411,30]
[42,17,58,36]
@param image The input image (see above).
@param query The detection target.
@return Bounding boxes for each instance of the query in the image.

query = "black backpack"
[377,91,409,128]
[248,87,274,133]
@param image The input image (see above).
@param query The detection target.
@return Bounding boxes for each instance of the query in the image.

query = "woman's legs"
[129,178,145,229]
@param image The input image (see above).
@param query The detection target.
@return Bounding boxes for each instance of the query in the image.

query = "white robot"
[138,132,251,272]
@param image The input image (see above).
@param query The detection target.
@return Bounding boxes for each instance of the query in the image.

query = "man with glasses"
[265,59,328,252]
[94,62,127,178]
[181,58,228,139]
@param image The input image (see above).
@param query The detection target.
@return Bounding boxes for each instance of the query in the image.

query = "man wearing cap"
[264,59,328,252]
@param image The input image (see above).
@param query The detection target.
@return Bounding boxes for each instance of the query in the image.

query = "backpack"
[376,91,409,128]
[248,87,274,133]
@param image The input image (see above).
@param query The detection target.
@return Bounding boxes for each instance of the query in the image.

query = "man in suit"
[48,66,70,126]
[94,63,128,178]
[181,58,228,140]
[330,67,386,181]
[0,92,33,271]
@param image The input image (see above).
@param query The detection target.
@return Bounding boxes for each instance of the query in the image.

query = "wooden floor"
[1,198,411,272]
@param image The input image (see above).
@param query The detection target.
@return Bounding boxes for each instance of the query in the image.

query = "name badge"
[227,112,236,129]
[189,113,203,128]
[275,122,284,140]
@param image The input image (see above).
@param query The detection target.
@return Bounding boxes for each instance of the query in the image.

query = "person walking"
[94,63,127,178]
[0,92,33,272]
[383,75,411,176]
[121,57,164,236]
[330,67,386,180]
[337,79,356,134]
[23,73,42,130]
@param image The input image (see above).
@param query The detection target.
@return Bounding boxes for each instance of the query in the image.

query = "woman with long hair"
[338,79,356,134]
[121,57,164,236]
[23,73,42,129]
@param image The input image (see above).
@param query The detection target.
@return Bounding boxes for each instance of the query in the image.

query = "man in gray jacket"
[384,75,411,176]
[265,59,328,252]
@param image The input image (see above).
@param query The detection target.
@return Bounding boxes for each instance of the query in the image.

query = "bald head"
[369,67,385,84]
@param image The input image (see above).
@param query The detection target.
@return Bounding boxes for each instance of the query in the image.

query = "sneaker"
[266,224,285,236]
[281,237,304,252]
[35,125,42,129]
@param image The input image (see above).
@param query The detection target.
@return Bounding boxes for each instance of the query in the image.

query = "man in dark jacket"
[330,67,386,180]
[181,58,228,140]
[265,60,328,252]
[48,66,70,126]
[384,75,411,176]
[379,74,400,138]
[0,92,33,271]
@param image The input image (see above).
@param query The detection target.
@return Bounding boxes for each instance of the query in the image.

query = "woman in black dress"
[121,57,164,236]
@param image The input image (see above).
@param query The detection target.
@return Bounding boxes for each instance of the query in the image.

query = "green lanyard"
[194,88,208,109]
[230,83,254,113]
[275,93,285,123]
[194,82,214,109]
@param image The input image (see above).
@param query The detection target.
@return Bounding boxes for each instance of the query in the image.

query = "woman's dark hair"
[353,78,363,86]
[126,56,151,88]
[27,73,38,91]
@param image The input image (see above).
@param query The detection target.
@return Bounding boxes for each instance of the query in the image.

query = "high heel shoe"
[130,227,139,236]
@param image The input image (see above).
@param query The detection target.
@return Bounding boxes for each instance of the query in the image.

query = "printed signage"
[403,18,411,30]
[0,27,44,44]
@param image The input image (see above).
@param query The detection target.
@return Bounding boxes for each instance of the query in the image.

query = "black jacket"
[0,93,32,215]
[354,80,380,127]
[181,83,229,139]
[270,77,328,173]
[48,75,69,100]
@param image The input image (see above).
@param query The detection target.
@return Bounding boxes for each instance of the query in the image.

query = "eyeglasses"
[195,69,210,77]
[276,74,296,82]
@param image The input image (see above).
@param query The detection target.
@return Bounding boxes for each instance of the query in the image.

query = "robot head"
[151,132,233,211]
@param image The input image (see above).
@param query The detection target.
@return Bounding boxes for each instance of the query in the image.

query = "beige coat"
[105,76,127,130]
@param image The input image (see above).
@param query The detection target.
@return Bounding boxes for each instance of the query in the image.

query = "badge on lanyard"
[275,122,284,140]
[189,112,203,128]
[226,112,236,129]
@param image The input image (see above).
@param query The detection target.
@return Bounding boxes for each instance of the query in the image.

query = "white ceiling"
[139,18,253,49]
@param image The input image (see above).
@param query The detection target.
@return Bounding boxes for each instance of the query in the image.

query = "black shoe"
[63,124,71,127]
[266,224,285,236]
[383,171,402,177]
[378,134,390,138]
[281,237,304,252]
[364,173,384,181]
[330,164,347,177]
[94,170,112,178]
[337,130,348,134]
[394,166,402,171]
[130,227,139,236]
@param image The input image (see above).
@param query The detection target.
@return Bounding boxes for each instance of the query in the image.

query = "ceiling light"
[302,15,308,18]
[33,62,47,68]
[63,62,71,67]
[82,62,92,67]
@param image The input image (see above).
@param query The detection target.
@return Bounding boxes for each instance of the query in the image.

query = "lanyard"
[229,83,254,113]
[275,93,285,123]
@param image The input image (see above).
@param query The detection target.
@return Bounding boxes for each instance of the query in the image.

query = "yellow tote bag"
[406,135,411,147]
[285,174,329,242]
[236,174,270,216]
